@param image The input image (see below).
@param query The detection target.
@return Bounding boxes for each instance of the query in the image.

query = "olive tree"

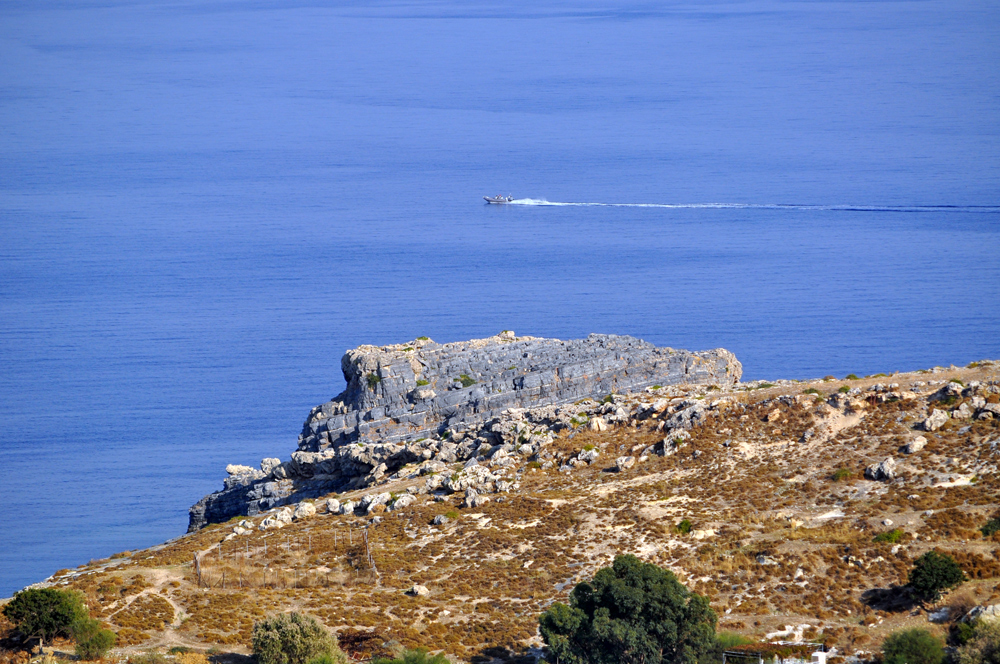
[908,551,966,602]
[251,613,346,664]
[539,554,717,664]
[2,588,87,647]
[881,628,945,664]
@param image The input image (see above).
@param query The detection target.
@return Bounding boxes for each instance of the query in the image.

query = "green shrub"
[715,631,754,650]
[676,519,693,535]
[601,395,614,404]
[444,511,459,519]
[416,379,429,386]
[955,619,1000,664]
[832,468,852,481]
[846,374,860,380]
[372,649,449,664]
[71,617,116,660]
[881,628,944,664]
[981,517,1000,538]
[252,613,346,664]
[908,551,966,601]
[757,383,775,389]
[951,379,965,387]
[366,373,381,389]
[2,587,88,646]
[168,647,191,655]
[416,336,429,341]
[838,386,851,393]
[803,388,821,395]
[458,374,476,387]
[874,529,904,544]
[539,554,716,664]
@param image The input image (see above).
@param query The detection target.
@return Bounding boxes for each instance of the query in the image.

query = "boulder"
[409,584,430,596]
[432,515,449,525]
[390,494,416,511]
[339,500,356,515]
[293,502,316,520]
[589,417,608,432]
[616,456,636,472]
[226,464,257,475]
[904,436,927,454]
[325,498,340,513]
[921,409,949,431]
[578,448,600,464]
[260,458,282,475]
[963,604,1000,623]
[865,457,897,481]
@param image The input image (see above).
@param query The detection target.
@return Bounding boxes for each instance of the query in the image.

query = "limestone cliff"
[188,332,741,530]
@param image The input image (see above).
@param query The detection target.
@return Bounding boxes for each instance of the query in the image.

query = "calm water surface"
[1,0,998,596]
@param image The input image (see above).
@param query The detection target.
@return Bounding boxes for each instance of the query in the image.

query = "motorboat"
[484,194,514,204]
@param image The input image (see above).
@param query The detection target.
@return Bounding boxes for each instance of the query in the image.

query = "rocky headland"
[188,332,741,530]
[9,338,1000,664]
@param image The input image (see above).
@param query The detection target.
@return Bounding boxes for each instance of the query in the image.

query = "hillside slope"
[9,362,1000,663]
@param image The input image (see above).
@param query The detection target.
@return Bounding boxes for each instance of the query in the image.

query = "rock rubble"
[188,332,741,529]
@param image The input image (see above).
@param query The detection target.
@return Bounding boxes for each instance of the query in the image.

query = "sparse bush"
[538,554,716,664]
[677,519,693,535]
[908,551,966,601]
[372,649,449,664]
[252,613,346,664]
[982,517,1000,538]
[955,619,1000,664]
[71,617,115,660]
[838,386,851,394]
[803,388,820,395]
[846,374,860,380]
[881,628,944,664]
[416,379,429,386]
[458,374,476,387]
[832,468,852,482]
[2,588,87,646]
[366,373,381,389]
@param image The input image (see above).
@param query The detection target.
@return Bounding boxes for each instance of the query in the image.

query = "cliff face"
[188,332,741,530]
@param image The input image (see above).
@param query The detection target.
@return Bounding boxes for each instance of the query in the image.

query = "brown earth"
[5,361,1000,663]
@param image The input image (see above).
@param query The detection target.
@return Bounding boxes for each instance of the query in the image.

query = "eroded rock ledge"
[188,332,741,530]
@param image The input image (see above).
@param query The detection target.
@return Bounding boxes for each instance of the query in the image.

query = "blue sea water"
[1,0,999,597]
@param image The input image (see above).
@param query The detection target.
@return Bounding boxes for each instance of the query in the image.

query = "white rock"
[578,448,600,464]
[226,464,257,475]
[325,498,341,513]
[339,500,356,515]
[904,436,927,454]
[410,584,430,596]
[259,516,285,531]
[275,507,294,524]
[882,519,893,526]
[293,502,316,520]
[865,457,896,481]
[589,417,608,432]
[390,494,416,511]
[921,409,949,431]
[616,455,636,472]
[261,458,282,474]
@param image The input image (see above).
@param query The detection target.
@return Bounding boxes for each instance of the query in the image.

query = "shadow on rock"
[862,585,918,613]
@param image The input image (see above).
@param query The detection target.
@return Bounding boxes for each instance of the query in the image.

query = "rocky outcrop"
[188,332,741,530]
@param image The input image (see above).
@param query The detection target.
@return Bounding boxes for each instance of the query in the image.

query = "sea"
[1,0,998,598]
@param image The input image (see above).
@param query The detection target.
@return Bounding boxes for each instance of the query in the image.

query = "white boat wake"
[504,199,1000,213]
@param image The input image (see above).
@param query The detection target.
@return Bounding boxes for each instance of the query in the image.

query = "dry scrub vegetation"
[21,364,1000,661]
